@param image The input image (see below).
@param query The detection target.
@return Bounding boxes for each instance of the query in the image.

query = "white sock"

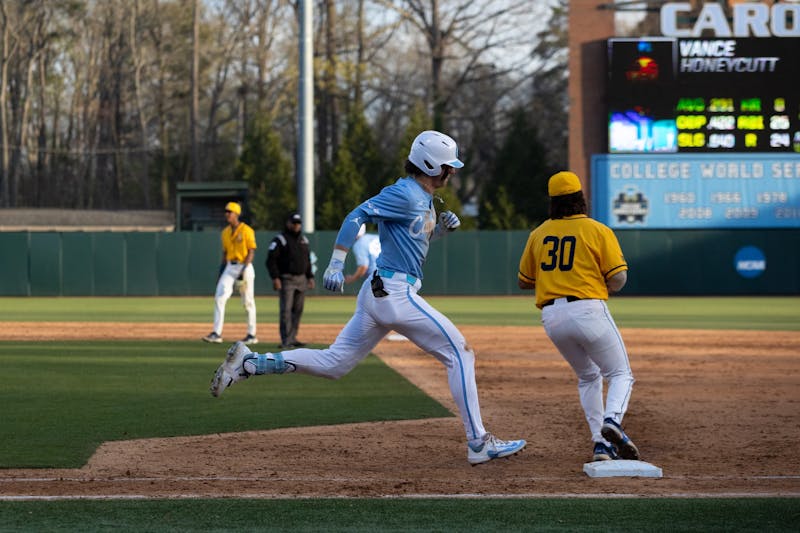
[243,356,257,375]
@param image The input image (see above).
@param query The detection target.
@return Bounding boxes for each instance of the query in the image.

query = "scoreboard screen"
[607,37,800,153]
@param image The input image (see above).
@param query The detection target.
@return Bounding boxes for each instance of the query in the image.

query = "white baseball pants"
[213,262,257,337]
[281,272,487,442]
[541,298,634,445]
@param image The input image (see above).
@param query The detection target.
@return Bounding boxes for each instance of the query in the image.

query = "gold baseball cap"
[225,201,242,215]
[548,171,582,197]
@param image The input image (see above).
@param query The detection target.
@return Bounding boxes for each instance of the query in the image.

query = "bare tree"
[253,0,292,118]
[190,0,200,181]
[5,3,51,207]
[0,2,20,206]
[202,4,239,176]
[93,0,127,207]
[380,0,541,131]
[144,0,193,208]
[317,0,338,166]
[0,0,51,207]
[130,0,152,207]
[530,0,568,170]
[353,0,366,106]
[0,0,564,217]
[81,17,102,208]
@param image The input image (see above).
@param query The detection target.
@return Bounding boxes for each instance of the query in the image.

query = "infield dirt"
[1,323,798,498]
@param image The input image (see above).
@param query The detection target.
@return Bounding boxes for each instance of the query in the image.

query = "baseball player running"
[211,130,526,465]
[517,171,639,463]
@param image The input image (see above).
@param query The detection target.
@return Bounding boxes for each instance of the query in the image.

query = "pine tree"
[236,115,295,230]
[479,185,528,230]
[316,133,367,229]
[343,106,384,198]
[479,107,549,229]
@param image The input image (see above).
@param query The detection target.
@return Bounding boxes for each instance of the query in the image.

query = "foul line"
[2,474,799,483]
[2,491,800,501]
[1,473,799,501]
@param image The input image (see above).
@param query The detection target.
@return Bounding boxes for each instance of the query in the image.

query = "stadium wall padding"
[0,229,796,296]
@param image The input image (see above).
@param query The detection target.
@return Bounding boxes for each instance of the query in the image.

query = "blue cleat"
[592,442,619,462]
[467,433,526,465]
[240,334,259,345]
[601,418,640,460]
[202,331,223,343]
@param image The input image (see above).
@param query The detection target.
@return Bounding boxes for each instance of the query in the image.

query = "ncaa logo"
[734,246,766,279]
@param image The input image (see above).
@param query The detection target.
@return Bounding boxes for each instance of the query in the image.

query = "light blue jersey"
[335,177,436,280]
[351,233,381,277]
[212,131,527,459]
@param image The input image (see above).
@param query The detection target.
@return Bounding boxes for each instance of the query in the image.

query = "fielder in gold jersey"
[202,201,258,345]
[517,171,640,463]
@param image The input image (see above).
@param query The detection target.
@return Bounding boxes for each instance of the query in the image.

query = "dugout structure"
[175,181,250,232]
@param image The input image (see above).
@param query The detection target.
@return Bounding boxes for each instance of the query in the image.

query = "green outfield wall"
[0,229,796,296]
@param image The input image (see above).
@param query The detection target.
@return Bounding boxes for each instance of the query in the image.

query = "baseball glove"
[234,278,246,295]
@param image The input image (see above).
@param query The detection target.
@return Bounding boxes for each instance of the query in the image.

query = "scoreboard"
[607,37,800,153]
[595,36,800,229]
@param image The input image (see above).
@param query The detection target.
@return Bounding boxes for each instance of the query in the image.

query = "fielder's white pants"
[281,272,487,442]
[541,298,634,445]
[213,262,257,337]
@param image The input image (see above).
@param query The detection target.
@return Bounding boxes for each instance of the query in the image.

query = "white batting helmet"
[408,130,464,177]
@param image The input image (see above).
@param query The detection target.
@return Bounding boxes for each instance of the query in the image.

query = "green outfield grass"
[0,295,798,330]
[0,340,451,468]
[2,296,797,529]
[1,498,797,532]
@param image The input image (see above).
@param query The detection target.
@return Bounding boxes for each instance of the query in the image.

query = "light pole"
[298,0,315,232]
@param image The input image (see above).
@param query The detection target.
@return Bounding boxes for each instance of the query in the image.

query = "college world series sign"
[591,153,800,229]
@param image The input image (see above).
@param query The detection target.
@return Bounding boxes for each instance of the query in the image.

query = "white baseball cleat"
[467,433,527,465]
[210,341,253,397]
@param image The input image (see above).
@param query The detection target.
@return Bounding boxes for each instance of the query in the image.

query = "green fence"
[0,229,797,296]
[616,229,799,295]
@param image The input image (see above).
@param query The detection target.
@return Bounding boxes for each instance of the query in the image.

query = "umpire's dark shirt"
[266,230,313,279]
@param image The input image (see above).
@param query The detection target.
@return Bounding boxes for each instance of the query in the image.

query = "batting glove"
[439,211,461,231]
[323,258,345,292]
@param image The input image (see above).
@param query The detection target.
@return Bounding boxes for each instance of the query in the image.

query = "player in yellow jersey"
[517,171,640,463]
[203,201,258,345]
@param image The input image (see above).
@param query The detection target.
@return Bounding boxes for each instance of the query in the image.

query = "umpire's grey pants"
[279,273,308,346]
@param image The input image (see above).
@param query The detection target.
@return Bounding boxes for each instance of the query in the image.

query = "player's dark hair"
[549,191,587,219]
[404,159,425,177]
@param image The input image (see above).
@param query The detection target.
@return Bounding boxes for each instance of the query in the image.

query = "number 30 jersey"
[518,214,627,309]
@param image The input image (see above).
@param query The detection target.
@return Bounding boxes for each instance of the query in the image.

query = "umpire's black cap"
[287,212,302,224]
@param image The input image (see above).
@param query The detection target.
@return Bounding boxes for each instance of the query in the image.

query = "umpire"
[266,212,315,348]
